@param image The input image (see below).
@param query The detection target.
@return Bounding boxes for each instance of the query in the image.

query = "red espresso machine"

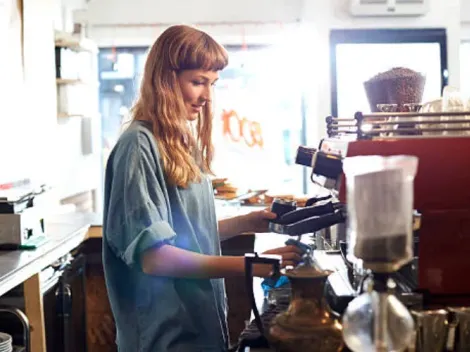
[322,110,470,306]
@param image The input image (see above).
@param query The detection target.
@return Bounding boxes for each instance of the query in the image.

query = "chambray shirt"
[102,121,228,352]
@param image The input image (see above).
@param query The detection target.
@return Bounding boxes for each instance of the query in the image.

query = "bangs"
[174,32,229,72]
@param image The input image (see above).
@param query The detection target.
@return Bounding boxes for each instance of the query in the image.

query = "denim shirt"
[102,121,228,352]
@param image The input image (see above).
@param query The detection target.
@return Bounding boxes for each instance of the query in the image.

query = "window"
[98,45,306,195]
[211,46,305,195]
[330,29,448,117]
[98,47,148,163]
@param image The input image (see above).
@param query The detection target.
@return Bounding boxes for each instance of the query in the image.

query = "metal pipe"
[362,111,470,118]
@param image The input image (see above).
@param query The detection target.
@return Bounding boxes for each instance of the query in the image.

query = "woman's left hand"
[240,209,277,234]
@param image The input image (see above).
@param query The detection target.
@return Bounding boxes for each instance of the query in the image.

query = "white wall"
[80,0,462,146]
[78,0,304,46]
[462,0,470,23]
[461,0,470,41]
[0,0,101,207]
[0,0,57,186]
[85,0,302,24]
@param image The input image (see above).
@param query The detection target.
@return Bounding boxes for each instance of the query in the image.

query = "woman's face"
[177,69,219,121]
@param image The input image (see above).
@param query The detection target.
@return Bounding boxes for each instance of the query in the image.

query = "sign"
[221,109,263,148]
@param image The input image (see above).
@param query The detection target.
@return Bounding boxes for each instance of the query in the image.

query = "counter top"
[0,213,95,297]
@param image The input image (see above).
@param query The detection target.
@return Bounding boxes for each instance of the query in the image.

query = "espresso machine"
[239,63,470,349]
[324,110,470,351]
[324,110,470,306]
[239,109,470,351]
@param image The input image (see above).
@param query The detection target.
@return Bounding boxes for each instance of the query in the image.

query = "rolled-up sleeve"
[103,130,176,268]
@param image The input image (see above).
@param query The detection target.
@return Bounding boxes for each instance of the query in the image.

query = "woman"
[102,25,302,352]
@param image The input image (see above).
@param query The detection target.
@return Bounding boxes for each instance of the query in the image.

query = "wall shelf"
[57,113,99,119]
[54,31,101,211]
[56,78,99,86]
[57,113,85,118]
[56,78,82,85]
[54,31,98,53]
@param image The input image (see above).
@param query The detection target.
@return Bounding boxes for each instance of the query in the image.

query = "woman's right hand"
[263,245,303,267]
[254,245,303,277]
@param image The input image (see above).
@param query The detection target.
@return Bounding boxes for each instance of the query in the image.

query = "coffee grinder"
[340,155,418,352]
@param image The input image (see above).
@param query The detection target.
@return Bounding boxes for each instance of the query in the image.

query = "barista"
[102,25,302,352]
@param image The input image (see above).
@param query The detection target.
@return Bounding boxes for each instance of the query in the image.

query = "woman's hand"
[253,245,304,277]
[240,209,277,234]
[263,245,303,268]
[218,209,277,240]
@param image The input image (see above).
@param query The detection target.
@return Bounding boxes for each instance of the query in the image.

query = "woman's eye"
[192,81,204,86]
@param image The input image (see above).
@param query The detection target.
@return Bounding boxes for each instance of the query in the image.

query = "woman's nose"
[201,84,212,102]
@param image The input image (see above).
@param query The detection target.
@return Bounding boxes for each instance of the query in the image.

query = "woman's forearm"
[141,244,272,278]
[218,216,251,240]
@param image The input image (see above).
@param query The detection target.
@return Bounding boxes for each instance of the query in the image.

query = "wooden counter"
[0,212,100,352]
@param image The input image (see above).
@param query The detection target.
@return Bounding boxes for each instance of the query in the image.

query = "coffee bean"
[364,67,426,112]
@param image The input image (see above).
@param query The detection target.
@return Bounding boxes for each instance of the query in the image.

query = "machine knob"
[295,146,317,167]
[295,146,343,180]
[313,151,343,180]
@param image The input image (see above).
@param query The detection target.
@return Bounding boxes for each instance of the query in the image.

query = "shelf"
[57,113,85,118]
[56,78,99,86]
[54,31,98,54]
[56,78,82,85]
[57,112,100,119]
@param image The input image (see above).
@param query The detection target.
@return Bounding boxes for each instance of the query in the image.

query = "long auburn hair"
[132,25,228,188]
